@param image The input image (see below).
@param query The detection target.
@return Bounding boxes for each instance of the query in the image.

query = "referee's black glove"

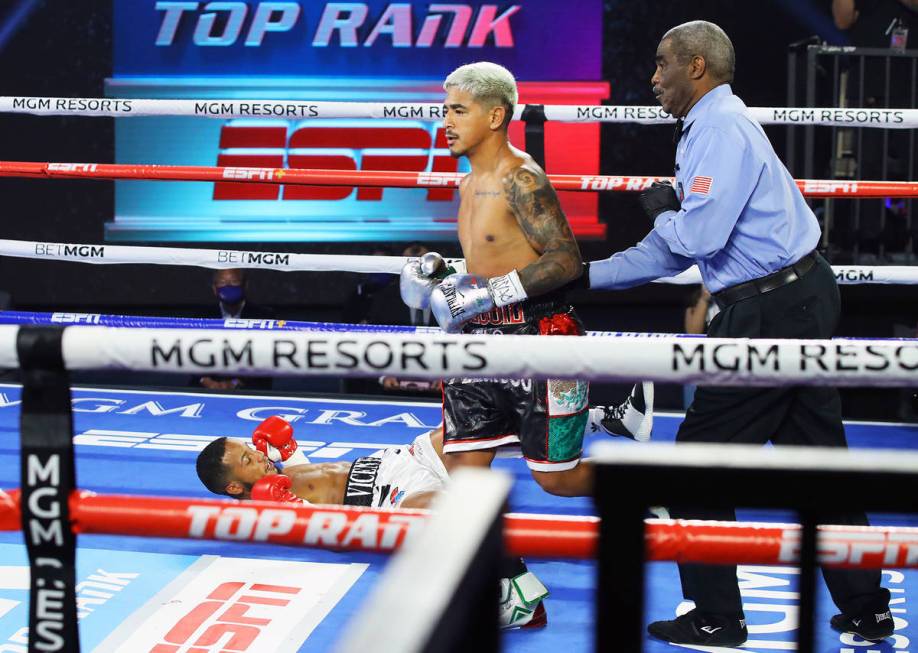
[639,181,680,221]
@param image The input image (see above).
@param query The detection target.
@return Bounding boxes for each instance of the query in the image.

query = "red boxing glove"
[252,416,298,463]
[250,474,299,503]
[538,313,581,336]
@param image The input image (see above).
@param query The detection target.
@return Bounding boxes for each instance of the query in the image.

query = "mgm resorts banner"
[106,1,608,243]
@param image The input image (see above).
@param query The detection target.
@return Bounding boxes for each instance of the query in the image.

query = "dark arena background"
[0,2,916,651]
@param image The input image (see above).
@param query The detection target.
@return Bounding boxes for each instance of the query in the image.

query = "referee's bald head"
[662,20,735,84]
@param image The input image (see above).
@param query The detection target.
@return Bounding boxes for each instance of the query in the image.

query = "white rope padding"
[4,238,917,285]
[2,96,917,129]
[658,265,918,286]
[545,105,918,128]
[591,441,918,476]
[0,326,913,387]
[1,239,410,273]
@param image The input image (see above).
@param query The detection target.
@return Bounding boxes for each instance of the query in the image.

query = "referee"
[584,21,892,646]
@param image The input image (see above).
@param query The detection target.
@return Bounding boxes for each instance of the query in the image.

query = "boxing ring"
[0,96,915,652]
[1,383,917,652]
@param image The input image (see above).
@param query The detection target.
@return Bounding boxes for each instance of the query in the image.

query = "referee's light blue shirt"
[589,84,821,293]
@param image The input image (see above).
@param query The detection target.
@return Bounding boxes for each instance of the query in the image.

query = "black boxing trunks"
[442,293,589,472]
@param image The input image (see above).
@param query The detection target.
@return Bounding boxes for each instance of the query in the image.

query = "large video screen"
[107,1,607,242]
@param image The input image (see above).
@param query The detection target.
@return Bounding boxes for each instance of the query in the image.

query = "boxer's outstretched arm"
[503,165,583,296]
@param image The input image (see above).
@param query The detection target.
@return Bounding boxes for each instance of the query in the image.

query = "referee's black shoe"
[830,608,894,642]
[648,609,747,647]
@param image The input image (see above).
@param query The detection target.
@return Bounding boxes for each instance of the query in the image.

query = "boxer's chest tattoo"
[474,190,502,197]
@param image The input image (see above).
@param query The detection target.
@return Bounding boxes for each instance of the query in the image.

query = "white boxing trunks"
[343,430,449,509]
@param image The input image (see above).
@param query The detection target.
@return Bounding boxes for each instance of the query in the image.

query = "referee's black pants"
[673,253,889,617]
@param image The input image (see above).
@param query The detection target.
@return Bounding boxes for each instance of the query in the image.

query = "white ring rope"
[2,96,917,129]
[0,326,913,387]
[547,105,918,128]
[4,238,917,285]
[658,265,913,286]
[2,238,410,273]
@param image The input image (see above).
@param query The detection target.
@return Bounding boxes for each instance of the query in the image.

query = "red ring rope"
[3,489,917,567]
[0,161,914,198]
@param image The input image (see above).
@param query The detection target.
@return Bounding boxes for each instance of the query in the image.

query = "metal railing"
[788,44,918,261]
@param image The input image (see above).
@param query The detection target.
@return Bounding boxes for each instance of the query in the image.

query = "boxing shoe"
[830,608,894,642]
[499,571,549,629]
[648,608,747,647]
[587,381,653,442]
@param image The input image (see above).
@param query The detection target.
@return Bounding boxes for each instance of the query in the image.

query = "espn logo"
[215,123,460,202]
[801,180,859,194]
[50,312,102,324]
[122,558,361,652]
[223,318,286,329]
[149,581,301,653]
[222,167,276,181]
[417,172,462,186]
[47,163,98,173]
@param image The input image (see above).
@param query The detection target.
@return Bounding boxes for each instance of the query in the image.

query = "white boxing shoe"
[499,571,549,629]
[587,381,654,442]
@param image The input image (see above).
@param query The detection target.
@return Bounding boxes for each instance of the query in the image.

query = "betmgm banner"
[106,1,608,243]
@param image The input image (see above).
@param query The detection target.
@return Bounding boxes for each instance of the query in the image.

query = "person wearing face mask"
[196,268,274,391]
[213,268,248,318]
[575,20,892,647]
[343,244,444,395]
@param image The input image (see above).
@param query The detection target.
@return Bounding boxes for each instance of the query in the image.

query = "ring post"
[521,104,547,169]
[17,326,79,653]
[797,511,819,651]
[596,472,645,652]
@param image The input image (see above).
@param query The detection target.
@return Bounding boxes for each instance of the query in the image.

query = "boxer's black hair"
[197,437,232,496]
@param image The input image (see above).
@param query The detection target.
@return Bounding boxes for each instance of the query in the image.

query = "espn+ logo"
[215,122,463,202]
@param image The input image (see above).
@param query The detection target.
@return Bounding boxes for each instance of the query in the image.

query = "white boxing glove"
[429,270,527,333]
[399,252,466,310]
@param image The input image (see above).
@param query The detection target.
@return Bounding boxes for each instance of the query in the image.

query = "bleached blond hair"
[444,61,517,127]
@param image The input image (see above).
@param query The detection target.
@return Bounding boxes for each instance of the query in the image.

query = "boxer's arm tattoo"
[503,165,583,295]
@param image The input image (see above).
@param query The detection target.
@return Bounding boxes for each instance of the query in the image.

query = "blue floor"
[0,383,915,651]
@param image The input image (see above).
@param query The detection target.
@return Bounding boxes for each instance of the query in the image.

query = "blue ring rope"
[0,311,912,341]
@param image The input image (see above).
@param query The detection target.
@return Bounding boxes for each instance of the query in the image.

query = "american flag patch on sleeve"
[690,176,713,195]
